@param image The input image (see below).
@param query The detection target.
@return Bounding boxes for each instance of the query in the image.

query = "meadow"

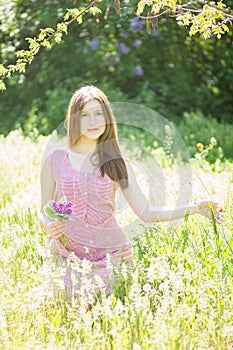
[0,130,232,350]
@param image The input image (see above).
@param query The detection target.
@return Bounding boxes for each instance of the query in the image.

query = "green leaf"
[77,15,83,24]
[57,22,68,34]
[0,80,6,91]
[44,207,57,218]
[16,50,26,58]
[89,6,102,16]
[41,40,51,48]
[61,234,67,247]
[0,64,8,77]
[137,0,146,16]
[59,196,67,204]
[54,33,63,43]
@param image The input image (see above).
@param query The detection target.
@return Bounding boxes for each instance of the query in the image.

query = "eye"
[81,113,88,118]
[96,111,103,116]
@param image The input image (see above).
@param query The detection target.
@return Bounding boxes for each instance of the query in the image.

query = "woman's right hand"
[46,221,67,240]
[196,200,224,224]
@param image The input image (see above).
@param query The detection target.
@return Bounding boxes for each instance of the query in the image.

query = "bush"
[176,110,233,161]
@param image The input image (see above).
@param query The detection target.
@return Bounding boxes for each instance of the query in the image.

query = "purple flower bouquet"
[44,196,74,246]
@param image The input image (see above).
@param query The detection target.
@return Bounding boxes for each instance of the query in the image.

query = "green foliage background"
[0,0,232,158]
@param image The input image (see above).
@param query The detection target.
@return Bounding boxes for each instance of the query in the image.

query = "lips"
[88,128,99,132]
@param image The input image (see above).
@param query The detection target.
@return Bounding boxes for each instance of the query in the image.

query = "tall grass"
[0,130,232,349]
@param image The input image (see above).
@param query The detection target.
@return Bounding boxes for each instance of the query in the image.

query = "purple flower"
[133,39,142,48]
[151,29,160,37]
[89,37,99,51]
[107,60,117,67]
[130,17,144,31]
[114,42,122,48]
[119,44,130,54]
[65,208,72,215]
[4,4,11,13]
[132,66,144,76]
[119,30,129,39]
[65,201,73,208]
[58,203,65,214]
[45,197,74,223]
[51,201,58,211]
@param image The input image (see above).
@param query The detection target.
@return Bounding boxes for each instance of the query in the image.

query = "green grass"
[0,130,233,350]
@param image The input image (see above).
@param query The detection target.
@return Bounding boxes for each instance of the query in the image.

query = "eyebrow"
[82,109,103,113]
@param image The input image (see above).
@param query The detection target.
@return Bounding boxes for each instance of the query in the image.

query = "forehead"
[82,99,103,111]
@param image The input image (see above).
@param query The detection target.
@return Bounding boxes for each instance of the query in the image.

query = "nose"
[89,113,96,125]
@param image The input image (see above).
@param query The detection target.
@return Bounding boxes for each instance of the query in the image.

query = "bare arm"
[40,154,68,246]
[121,161,223,224]
[40,155,56,229]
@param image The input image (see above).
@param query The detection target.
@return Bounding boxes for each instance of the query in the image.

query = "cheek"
[96,116,105,127]
[100,119,106,131]
[80,118,88,130]
[99,116,106,129]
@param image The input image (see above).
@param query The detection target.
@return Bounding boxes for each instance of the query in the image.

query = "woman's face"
[79,99,106,141]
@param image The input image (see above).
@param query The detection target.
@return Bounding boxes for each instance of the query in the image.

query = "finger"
[47,227,64,236]
[51,224,66,232]
[50,232,63,239]
[48,220,66,226]
[216,214,224,224]
[53,221,66,227]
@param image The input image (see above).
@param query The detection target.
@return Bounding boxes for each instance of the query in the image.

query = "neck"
[72,136,98,155]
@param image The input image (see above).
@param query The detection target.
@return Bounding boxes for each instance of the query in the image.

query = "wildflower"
[89,37,99,51]
[119,30,129,39]
[217,206,223,213]
[152,28,160,37]
[142,283,151,293]
[107,60,117,67]
[132,39,142,48]
[132,66,144,76]
[119,44,130,54]
[44,197,74,247]
[45,197,74,219]
[210,137,217,146]
[65,208,72,215]
[130,17,144,31]
[196,142,204,151]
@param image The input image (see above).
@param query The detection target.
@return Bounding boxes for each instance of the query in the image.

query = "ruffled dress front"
[45,149,132,297]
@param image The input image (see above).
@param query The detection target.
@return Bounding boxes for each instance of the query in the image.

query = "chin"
[83,128,105,138]
[81,132,103,141]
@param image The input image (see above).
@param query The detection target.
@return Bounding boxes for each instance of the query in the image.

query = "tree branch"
[46,0,98,42]
[196,0,233,17]
[138,10,168,19]
[0,0,98,87]
[138,0,233,20]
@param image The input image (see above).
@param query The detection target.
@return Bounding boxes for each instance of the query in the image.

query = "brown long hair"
[64,85,128,188]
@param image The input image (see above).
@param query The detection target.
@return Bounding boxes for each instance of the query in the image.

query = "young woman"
[40,85,223,298]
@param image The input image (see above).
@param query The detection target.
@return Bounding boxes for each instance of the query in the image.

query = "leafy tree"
[137,0,233,39]
[0,0,232,90]
[0,0,232,136]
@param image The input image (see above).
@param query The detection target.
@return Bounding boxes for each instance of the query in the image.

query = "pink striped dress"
[45,149,132,297]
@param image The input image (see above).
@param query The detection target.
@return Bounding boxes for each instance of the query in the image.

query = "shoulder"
[51,149,66,160]
[42,149,66,176]
[49,149,66,168]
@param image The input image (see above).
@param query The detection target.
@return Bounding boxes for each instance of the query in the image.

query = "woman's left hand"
[196,200,224,224]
